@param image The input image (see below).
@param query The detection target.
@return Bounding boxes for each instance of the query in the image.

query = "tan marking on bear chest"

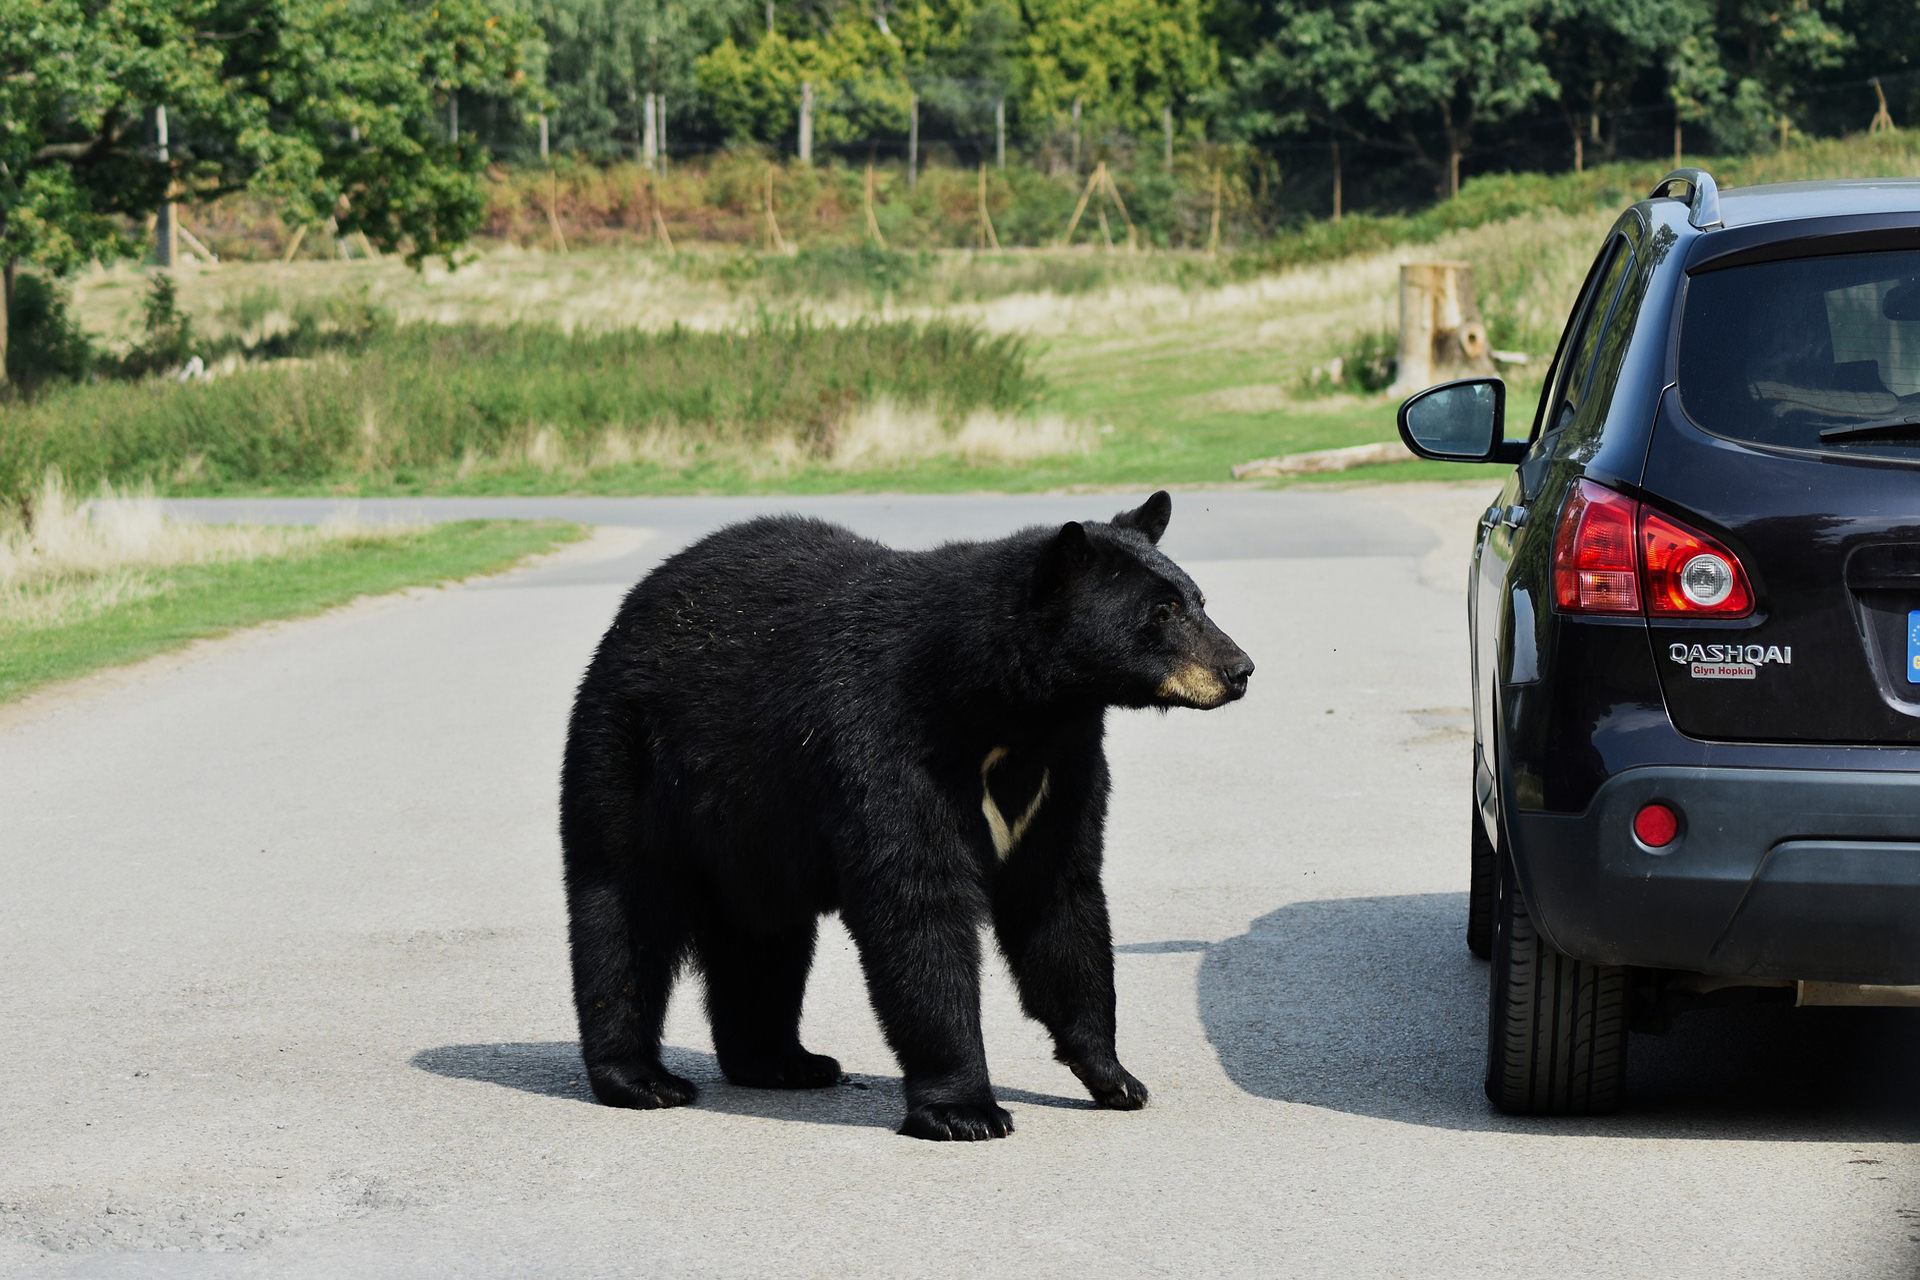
[980,746,1050,861]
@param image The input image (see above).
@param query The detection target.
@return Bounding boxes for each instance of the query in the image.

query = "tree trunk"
[1,228,12,391]
[1388,261,1495,397]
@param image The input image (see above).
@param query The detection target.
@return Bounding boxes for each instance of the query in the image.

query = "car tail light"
[1552,480,1755,618]
[1553,480,1640,614]
[1641,509,1754,616]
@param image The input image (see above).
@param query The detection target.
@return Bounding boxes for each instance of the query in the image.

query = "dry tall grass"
[0,473,419,632]
[444,400,1092,482]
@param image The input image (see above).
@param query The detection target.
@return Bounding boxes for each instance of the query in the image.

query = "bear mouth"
[1155,662,1244,709]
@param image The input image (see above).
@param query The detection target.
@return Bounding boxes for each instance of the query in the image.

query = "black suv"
[1399,169,1920,1115]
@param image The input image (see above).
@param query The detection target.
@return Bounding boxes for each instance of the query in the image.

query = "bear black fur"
[559,491,1253,1140]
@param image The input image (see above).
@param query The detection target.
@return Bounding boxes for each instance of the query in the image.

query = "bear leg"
[842,874,1013,1141]
[991,835,1149,1112]
[697,918,843,1090]
[565,875,697,1110]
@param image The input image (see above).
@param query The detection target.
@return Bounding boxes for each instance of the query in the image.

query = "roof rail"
[1649,168,1723,230]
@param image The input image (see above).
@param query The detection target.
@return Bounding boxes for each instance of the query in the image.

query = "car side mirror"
[1397,378,1523,464]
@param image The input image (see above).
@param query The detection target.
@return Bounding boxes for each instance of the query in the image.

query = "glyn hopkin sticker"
[1668,642,1791,681]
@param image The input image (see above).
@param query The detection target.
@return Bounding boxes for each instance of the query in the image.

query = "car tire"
[1466,795,1495,960]
[1484,852,1630,1115]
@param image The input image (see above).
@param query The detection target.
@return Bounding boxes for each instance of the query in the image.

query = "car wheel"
[1466,795,1495,960]
[1484,852,1629,1115]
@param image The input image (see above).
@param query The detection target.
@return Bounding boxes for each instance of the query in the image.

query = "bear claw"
[899,1101,1015,1141]
[587,1062,699,1110]
[720,1049,844,1090]
[1064,1059,1149,1110]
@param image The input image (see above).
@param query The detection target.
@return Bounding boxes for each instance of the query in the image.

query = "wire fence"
[158,66,1920,263]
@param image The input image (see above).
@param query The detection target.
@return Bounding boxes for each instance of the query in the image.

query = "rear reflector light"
[1551,480,1755,618]
[1553,480,1640,614]
[1633,803,1679,848]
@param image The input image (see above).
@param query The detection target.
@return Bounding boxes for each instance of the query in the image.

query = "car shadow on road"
[410,1041,1091,1132]
[1194,892,1920,1141]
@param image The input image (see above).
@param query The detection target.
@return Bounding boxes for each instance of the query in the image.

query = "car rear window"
[1679,250,1920,459]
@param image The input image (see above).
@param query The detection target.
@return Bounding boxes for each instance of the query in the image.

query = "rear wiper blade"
[1817,416,1920,442]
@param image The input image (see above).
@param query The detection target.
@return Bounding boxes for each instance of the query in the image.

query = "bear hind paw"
[719,1048,844,1091]
[587,1061,699,1110]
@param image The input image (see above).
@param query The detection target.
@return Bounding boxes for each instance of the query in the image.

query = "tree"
[1540,0,1705,167]
[1668,0,1852,151]
[0,0,538,386]
[1228,0,1559,195]
[1016,0,1220,136]
[531,0,750,160]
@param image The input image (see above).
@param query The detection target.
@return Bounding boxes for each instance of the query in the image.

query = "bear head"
[1030,491,1255,711]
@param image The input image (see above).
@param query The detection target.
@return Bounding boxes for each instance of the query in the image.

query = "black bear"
[559,491,1252,1140]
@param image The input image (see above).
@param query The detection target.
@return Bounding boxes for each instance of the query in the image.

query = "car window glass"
[1530,236,1626,443]
[1560,250,1643,461]
[1679,249,1920,460]
[1544,239,1632,438]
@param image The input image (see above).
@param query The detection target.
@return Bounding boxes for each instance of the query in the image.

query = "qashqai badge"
[1668,642,1792,681]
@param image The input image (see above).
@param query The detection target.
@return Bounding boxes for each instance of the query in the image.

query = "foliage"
[1014,0,1221,135]
[697,25,913,145]
[0,0,540,280]
[119,276,197,379]
[1227,0,1561,187]
[4,274,95,391]
[527,0,752,158]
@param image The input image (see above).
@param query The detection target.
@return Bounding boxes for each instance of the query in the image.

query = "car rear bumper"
[1511,765,1920,983]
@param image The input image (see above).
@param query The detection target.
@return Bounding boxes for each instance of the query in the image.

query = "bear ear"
[1034,520,1097,598]
[1113,490,1172,544]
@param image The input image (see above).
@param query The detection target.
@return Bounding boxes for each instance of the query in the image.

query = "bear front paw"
[720,1049,844,1090]
[898,1101,1015,1141]
[587,1061,699,1110]
[1064,1058,1150,1110]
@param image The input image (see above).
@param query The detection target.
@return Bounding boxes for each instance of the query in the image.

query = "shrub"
[5,273,96,392]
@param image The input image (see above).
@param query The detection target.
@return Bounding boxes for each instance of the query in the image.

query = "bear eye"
[1151,600,1181,625]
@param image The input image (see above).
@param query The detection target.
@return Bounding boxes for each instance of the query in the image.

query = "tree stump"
[1387,261,1495,396]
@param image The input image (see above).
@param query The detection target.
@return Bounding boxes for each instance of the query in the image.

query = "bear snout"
[1221,654,1254,700]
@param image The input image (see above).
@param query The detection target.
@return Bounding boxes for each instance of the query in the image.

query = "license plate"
[1910,610,1920,684]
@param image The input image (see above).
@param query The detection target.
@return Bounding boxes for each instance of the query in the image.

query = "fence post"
[865,164,886,247]
[656,95,667,174]
[539,113,550,160]
[1162,103,1172,174]
[799,81,814,165]
[1207,167,1221,256]
[643,95,657,168]
[448,93,458,145]
[1331,140,1342,222]
[907,91,918,190]
[154,105,175,268]
[995,96,1006,169]
[1071,97,1082,175]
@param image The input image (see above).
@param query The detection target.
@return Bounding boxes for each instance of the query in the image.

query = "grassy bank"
[0,317,1047,504]
[40,127,1915,499]
[0,481,583,702]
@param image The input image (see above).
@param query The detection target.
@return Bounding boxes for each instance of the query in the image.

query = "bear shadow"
[1192,892,1920,1142]
[410,1042,1092,1132]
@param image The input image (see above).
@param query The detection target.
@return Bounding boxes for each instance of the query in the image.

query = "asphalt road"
[4,484,1917,1278]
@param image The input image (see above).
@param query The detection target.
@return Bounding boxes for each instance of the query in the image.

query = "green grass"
[42,127,1917,500]
[0,519,584,703]
[0,317,1041,506]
